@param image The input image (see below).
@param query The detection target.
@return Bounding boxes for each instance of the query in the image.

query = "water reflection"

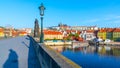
[50,45,120,57]
[50,45,120,68]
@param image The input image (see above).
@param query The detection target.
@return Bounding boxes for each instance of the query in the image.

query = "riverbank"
[99,42,120,46]
[44,41,72,45]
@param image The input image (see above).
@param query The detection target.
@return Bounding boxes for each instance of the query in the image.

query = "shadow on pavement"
[26,35,41,68]
[3,49,18,68]
[22,41,29,48]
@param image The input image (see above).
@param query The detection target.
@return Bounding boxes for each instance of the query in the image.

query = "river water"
[60,46,120,68]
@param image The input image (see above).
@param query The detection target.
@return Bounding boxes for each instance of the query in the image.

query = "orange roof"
[65,30,76,33]
[113,28,120,32]
[106,28,115,32]
[86,30,94,33]
[78,37,84,41]
[44,30,62,35]
[99,28,120,32]
[99,29,107,32]
[19,31,27,34]
[77,31,81,34]
[0,28,4,32]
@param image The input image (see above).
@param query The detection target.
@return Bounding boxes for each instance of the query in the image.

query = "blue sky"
[0,0,120,28]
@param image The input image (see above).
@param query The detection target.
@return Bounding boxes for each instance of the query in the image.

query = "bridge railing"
[32,38,81,68]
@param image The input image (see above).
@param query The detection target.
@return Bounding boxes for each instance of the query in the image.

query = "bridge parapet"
[32,38,81,68]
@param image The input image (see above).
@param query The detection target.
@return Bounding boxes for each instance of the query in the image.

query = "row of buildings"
[98,28,120,41]
[1,24,120,42]
[47,24,120,42]
[0,27,32,37]
[49,23,98,31]
[42,29,94,41]
[43,28,120,42]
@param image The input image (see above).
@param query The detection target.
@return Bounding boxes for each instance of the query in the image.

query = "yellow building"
[0,28,4,37]
[19,31,27,36]
[44,30,63,40]
[97,29,107,40]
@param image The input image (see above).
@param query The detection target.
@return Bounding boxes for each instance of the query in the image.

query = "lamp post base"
[40,33,44,43]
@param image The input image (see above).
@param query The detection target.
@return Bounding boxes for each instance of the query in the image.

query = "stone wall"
[32,39,81,68]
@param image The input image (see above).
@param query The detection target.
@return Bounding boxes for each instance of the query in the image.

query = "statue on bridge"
[34,19,40,37]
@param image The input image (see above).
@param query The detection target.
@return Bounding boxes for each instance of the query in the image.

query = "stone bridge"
[0,36,81,68]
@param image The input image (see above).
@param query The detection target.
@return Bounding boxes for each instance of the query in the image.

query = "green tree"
[74,33,79,37]
[69,33,74,37]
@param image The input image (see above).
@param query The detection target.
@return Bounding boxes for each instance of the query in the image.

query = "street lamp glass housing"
[39,3,45,16]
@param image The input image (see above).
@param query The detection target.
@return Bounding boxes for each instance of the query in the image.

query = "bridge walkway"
[0,36,40,68]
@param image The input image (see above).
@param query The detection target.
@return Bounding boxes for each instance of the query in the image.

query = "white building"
[80,30,96,41]
[18,28,32,35]
[71,26,98,31]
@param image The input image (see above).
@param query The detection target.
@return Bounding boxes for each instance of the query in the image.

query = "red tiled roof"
[0,28,4,32]
[65,30,76,33]
[99,28,120,32]
[77,31,81,34]
[86,30,94,33]
[99,29,107,32]
[19,31,27,34]
[78,37,83,41]
[113,28,120,32]
[106,28,115,32]
[44,30,62,35]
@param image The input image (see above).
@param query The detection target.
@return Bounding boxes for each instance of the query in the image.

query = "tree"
[69,33,74,37]
[74,33,79,38]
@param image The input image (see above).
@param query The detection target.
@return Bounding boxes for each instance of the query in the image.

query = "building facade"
[106,28,114,40]
[44,30,63,40]
[71,26,98,31]
[113,28,120,41]
[97,29,107,40]
[0,28,4,37]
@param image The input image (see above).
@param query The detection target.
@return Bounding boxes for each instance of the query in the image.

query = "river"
[50,45,120,68]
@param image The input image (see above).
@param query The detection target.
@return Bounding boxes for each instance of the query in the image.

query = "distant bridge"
[0,36,81,68]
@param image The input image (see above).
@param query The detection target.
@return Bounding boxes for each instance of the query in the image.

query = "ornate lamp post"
[39,3,45,43]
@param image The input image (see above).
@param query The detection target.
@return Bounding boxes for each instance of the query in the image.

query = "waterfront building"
[97,28,107,40]
[4,28,13,37]
[106,28,114,40]
[25,28,32,35]
[0,28,4,37]
[44,30,63,40]
[18,28,32,35]
[18,31,27,36]
[80,30,95,41]
[113,28,120,41]
[85,30,96,40]
[80,30,86,40]
[12,29,18,37]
